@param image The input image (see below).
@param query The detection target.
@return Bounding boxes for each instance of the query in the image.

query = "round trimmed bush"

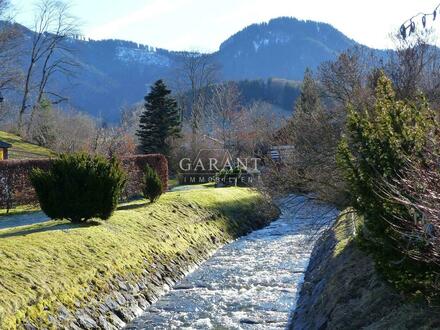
[142,164,163,203]
[30,153,126,222]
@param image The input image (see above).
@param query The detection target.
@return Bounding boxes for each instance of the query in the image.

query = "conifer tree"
[295,68,321,113]
[136,80,180,156]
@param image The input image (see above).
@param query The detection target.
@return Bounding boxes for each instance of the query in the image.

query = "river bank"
[291,212,440,329]
[0,187,278,329]
[125,195,337,329]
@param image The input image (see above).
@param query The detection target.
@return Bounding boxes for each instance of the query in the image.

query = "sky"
[10,0,440,52]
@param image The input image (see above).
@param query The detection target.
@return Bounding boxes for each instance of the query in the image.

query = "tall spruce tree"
[136,80,180,156]
[295,68,321,113]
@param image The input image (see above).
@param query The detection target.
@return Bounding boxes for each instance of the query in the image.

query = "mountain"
[56,39,180,121]
[214,17,358,80]
[13,17,379,122]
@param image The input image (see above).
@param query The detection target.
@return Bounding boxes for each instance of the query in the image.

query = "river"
[126,195,337,329]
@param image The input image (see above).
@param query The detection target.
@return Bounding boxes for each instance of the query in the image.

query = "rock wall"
[51,240,223,330]
[290,215,440,330]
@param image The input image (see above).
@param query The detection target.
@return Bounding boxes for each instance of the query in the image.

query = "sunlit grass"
[0,187,272,328]
[332,208,361,257]
[0,204,40,217]
[0,131,54,159]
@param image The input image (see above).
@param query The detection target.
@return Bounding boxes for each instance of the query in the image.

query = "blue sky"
[10,0,439,51]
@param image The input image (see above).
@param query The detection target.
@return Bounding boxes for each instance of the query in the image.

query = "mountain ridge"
[10,17,383,121]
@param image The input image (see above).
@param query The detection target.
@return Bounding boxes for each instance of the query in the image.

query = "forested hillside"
[3,17,382,121]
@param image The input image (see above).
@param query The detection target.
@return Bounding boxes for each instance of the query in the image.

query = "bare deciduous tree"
[207,82,242,148]
[18,0,79,133]
[53,108,95,153]
[318,47,378,108]
[0,0,22,121]
[386,30,440,108]
[264,69,348,206]
[92,124,136,158]
[119,103,143,138]
[237,101,279,158]
[173,52,219,151]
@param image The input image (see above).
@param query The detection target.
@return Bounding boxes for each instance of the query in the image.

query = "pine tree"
[136,80,180,156]
[295,68,320,113]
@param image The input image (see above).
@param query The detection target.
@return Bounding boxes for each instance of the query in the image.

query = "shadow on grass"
[117,201,150,211]
[203,193,280,238]
[0,220,100,239]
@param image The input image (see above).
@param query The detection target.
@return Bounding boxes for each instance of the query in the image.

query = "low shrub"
[121,154,168,198]
[337,72,439,298]
[337,73,435,243]
[30,153,126,222]
[216,167,244,180]
[0,159,51,212]
[0,155,168,209]
[142,164,163,202]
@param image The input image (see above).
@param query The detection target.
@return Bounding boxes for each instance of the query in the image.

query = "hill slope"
[0,131,54,159]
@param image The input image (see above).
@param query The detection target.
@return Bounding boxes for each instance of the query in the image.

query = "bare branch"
[18,0,80,134]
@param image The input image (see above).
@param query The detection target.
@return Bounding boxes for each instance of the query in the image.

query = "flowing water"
[126,195,337,330]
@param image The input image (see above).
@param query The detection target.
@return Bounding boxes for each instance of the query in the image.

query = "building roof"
[0,140,12,148]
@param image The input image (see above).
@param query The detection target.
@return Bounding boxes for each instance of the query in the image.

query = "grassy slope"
[0,204,40,217]
[0,187,276,329]
[0,131,54,159]
[292,212,440,329]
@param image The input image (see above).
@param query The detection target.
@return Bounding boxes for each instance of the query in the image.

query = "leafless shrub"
[386,30,440,108]
[381,143,440,265]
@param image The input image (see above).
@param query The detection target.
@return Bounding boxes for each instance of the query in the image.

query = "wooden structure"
[269,145,295,162]
[0,141,12,160]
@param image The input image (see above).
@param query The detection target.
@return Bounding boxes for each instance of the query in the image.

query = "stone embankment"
[290,214,440,330]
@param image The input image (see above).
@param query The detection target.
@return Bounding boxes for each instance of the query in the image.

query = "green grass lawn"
[0,187,276,329]
[0,204,40,217]
[167,177,179,189]
[0,131,54,159]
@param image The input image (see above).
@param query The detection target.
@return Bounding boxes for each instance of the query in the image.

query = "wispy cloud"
[62,0,438,51]
[87,0,182,40]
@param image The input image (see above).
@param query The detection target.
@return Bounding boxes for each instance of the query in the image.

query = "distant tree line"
[236,78,301,111]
